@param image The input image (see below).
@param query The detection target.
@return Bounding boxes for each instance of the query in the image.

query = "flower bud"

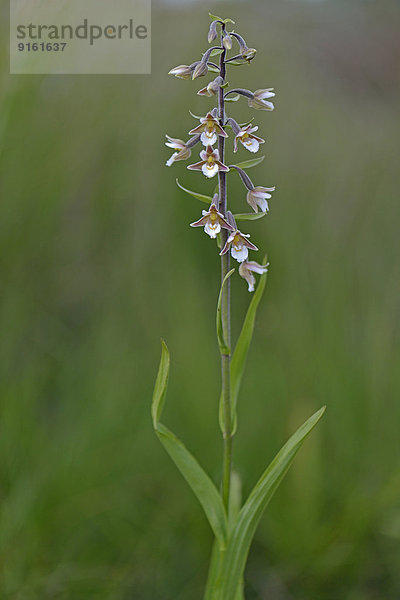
[197,76,223,97]
[242,47,257,62]
[222,32,233,50]
[208,20,218,43]
[168,64,193,80]
[192,61,208,80]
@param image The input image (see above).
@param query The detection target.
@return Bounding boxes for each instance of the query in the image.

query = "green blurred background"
[1,0,400,597]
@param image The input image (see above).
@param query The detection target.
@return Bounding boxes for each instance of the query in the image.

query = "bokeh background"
[1,0,400,598]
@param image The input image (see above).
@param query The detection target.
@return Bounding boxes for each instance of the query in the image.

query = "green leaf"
[209,13,235,24]
[210,48,224,57]
[226,61,246,66]
[234,212,266,222]
[176,179,212,205]
[225,94,240,103]
[228,471,242,532]
[216,269,235,355]
[151,339,170,429]
[235,156,265,169]
[204,540,224,600]
[230,264,267,427]
[208,65,220,74]
[219,407,326,599]
[189,109,202,120]
[152,342,228,549]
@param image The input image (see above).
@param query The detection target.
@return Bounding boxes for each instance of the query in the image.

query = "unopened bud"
[208,20,218,43]
[222,32,233,50]
[192,61,208,80]
[242,47,257,62]
[168,64,193,80]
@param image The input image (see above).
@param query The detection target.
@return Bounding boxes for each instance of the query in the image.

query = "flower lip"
[220,229,258,263]
[187,146,229,178]
[190,202,234,238]
[234,125,265,154]
[189,112,228,147]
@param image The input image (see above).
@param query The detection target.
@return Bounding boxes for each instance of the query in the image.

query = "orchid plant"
[152,14,325,600]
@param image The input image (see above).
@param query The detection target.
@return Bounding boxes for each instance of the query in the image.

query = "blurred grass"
[1,0,400,598]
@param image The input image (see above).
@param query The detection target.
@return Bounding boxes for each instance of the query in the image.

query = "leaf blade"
[233,212,266,222]
[151,343,228,548]
[217,269,235,355]
[230,265,268,425]
[176,179,213,204]
[235,156,265,169]
[220,407,326,599]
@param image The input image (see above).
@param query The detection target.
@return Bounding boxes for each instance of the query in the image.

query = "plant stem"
[218,45,232,511]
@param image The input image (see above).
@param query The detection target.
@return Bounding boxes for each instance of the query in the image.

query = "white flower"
[165,135,191,166]
[234,125,265,154]
[190,201,234,239]
[220,230,258,263]
[187,146,229,179]
[248,88,275,111]
[239,260,269,292]
[189,112,228,147]
[246,186,275,212]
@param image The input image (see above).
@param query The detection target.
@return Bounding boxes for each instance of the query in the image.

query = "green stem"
[218,45,232,512]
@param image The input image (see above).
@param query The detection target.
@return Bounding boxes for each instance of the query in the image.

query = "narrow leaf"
[219,407,326,599]
[151,343,228,549]
[234,212,266,222]
[204,540,224,600]
[228,470,242,532]
[235,156,265,170]
[151,339,170,429]
[176,179,212,204]
[208,13,235,24]
[225,94,240,103]
[226,60,245,66]
[210,48,224,57]
[230,265,268,425]
[217,269,235,355]
[189,109,202,119]
[208,65,220,74]
[156,423,228,549]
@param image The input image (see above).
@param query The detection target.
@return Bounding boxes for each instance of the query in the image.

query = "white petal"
[202,162,219,178]
[166,153,178,166]
[204,221,221,238]
[231,245,248,263]
[241,137,259,153]
[201,131,217,146]
[257,198,269,212]
[199,150,208,160]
